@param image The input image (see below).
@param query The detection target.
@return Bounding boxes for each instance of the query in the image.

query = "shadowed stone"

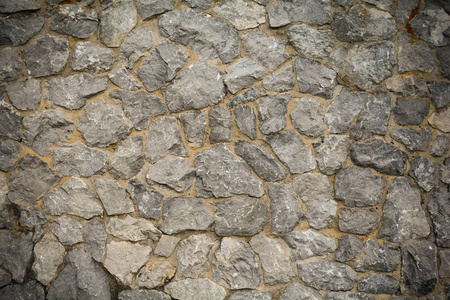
[71,42,114,73]
[108,66,141,91]
[409,3,450,47]
[227,87,267,108]
[119,290,171,300]
[335,234,364,262]
[106,215,161,242]
[397,30,436,73]
[283,229,336,261]
[83,219,107,262]
[0,137,20,172]
[49,4,98,38]
[356,240,400,272]
[326,292,374,300]
[147,156,195,193]
[338,208,380,235]
[358,273,399,294]
[127,179,163,220]
[0,232,33,283]
[32,233,65,286]
[120,28,153,69]
[154,235,180,258]
[291,97,324,138]
[136,261,176,289]
[393,97,429,125]
[391,127,432,152]
[395,0,420,24]
[262,66,294,92]
[213,0,265,30]
[0,0,39,13]
[52,215,83,246]
[268,183,303,235]
[234,105,257,140]
[428,81,450,108]
[409,155,436,191]
[209,106,232,143]
[362,0,392,11]
[268,0,331,27]
[176,234,216,279]
[258,94,290,135]
[437,47,450,79]
[0,281,44,299]
[19,206,47,227]
[279,283,321,300]
[430,134,449,157]
[137,0,174,20]
[288,24,334,59]
[100,0,137,47]
[53,142,106,177]
[93,177,134,215]
[165,278,226,300]
[386,74,428,98]
[0,48,22,82]
[180,111,206,146]
[224,58,266,94]
[0,15,44,46]
[429,106,450,133]
[294,56,336,99]
[7,80,41,111]
[439,251,450,278]
[428,187,450,247]
[313,135,349,175]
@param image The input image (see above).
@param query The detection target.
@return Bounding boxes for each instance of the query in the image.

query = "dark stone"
[109,135,144,180]
[293,56,336,99]
[0,15,44,46]
[397,30,436,73]
[409,3,450,47]
[209,106,232,143]
[49,4,98,38]
[127,179,162,220]
[0,232,33,283]
[137,0,174,20]
[428,187,450,248]
[82,219,107,262]
[0,0,39,13]
[0,281,44,300]
[409,155,436,191]
[179,110,207,146]
[356,240,400,272]
[390,127,432,152]
[358,273,399,294]
[6,80,41,111]
[227,87,267,108]
[119,28,153,69]
[0,137,20,172]
[0,101,22,141]
[234,105,256,140]
[287,24,334,59]
[119,290,171,300]
[268,0,331,27]
[335,234,364,262]
[428,81,450,108]
[393,98,430,125]
[338,208,380,235]
[436,48,450,80]
[0,48,22,82]
[19,206,47,227]
[258,94,290,135]
[71,42,114,73]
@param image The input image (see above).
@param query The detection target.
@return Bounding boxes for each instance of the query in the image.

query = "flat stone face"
[6,80,41,111]
[288,24,334,59]
[165,278,226,300]
[262,66,294,92]
[109,135,144,180]
[428,187,450,248]
[229,290,272,300]
[185,0,211,9]
[213,197,269,236]
[268,0,331,27]
[234,105,256,140]
[393,97,429,125]
[397,30,436,73]
[357,273,399,295]
[209,106,232,143]
[0,48,22,82]
[136,261,176,289]
[180,111,206,146]
[0,232,33,283]
[146,156,194,193]
[137,0,174,21]
[0,15,44,46]
[213,0,265,30]
[154,235,180,258]
[258,94,290,135]
[385,74,428,98]
[294,56,336,99]
[428,81,450,108]
[390,127,432,152]
[0,0,39,13]
[338,208,380,235]
[127,179,162,220]
[313,135,349,175]
[429,106,450,133]
[53,142,106,177]
[395,0,420,24]
[83,219,107,262]
[430,134,449,157]
[119,28,153,69]
[0,137,20,172]
[108,66,142,91]
[279,283,321,300]
[118,290,171,300]
[437,47,450,80]
[268,183,303,235]
[71,42,114,73]
[227,87,267,108]
[409,155,436,191]
[291,97,324,138]
[106,215,161,242]
[0,102,22,141]
[409,3,450,47]
[335,234,364,262]
[49,4,98,38]
[283,229,336,261]
[356,240,400,272]
[100,0,137,47]
[159,9,239,63]
[92,177,134,215]
[224,58,265,94]
[52,215,83,246]
[176,234,215,279]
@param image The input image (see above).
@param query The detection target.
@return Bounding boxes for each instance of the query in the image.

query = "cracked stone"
[224,58,265,94]
[428,81,450,108]
[393,97,429,125]
[83,219,107,262]
[0,15,44,46]
[108,66,141,91]
[209,106,232,143]
[409,3,450,47]
[437,47,450,80]
[356,240,400,272]
[385,74,429,98]
[0,0,39,13]
[279,283,322,300]
[398,30,436,73]
[19,206,47,227]
[409,155,436,191]
[52,215,83,246]
[294,56,336,99]
[214,0,265,30]
[165,278,226,300]
[0,137,20,172]
[335,234,364,262]
[358,273,399,294]
[229,290,271,300]
[338,208,380,235]
[93,177,134,215]
[428,187,450,247]
[100,0,137,47]
[430,134,449,156]
[291,97,324,138]
[390,127,432,152]
[262,66,294,92]
[147,156,194,193]
[6,80,41,111]
[127,179,163,220]
[53,142,106,177]
[268,183,303,235]
[136,261,176,289]
[137,0,174,20]
[71,42,114,73]
[313,135,349,175]
[154,235,180,258]
[176,234,216,279]
[227,87,267,108]
[0,231,33,283]
[106,215,161,242]
[234,105,256,140]
[283,229,336,261]
[109,135,144,180]
[180,111,206,146]
[363,0,392,10]
[429,106,450,133]
[49,4,98,38]
[0,48,22,82]
[268,0,331,27]
[258,94,290,135]
[287,24,334,59]
[120,28,153,69]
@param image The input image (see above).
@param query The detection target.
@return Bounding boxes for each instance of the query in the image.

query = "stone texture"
[397,30,436,73]
[258,94,290,135]
[0,231,33,283]
[0,269,11,288]
[0,281,44,300]
[6,80,41,111]
[53,142,106,177]
[440,251,450,278]
[147,156,194,193]
[313,135,349,175]
[268,0,331,27]
[335,234,364,262]
[393,98,429,125]
[209,106,232,143]
[184,0,211,9]
[52,215,83,246]
[430,135,449,156]
[326,293,375,300]
[0,137,20,172]
[224,58,265,94]
[395,0,420,24]
[100,0,137,47]
[262,66,294,92]
[428,187,450,247]
[154,235,180,258]
[127,179,163,220]
[0,102,22,141]
[93,177,134,215]
[19,206,47,227]
[429,106,450,133]
[338,208,380,235]
[0,0,39,13]
[137,0,174,20]
[165,278,226,300]
[119,290,171,300]
[429,81,450,108]
[268,183,303,235]
[136,261,176,288]
[108,66,141,91]
[213,0,265,30]
[71,42,114,73]
[32,232,65,285]
[0,48,22,82]
[279,283,321,300]
[283,229,336,261]
[49,4,98,38]
[227,87,267,108]
[391,127,432,152]
[291,97,324,138]
[409,3,450,47]
[120,28,153,69]
[83,219,107,262]
[229,290,272,300]
[0,15,44,46]
[356,240,400,272]
[294,56,337,99]
[109,135,144,180]
[176,234,216,279]
[386,74,429,98]
[234,105,256,140]
[180,111,206,146]
[106,215,161,242]
[409,155,436,191]
[437,47,450,80]
[287,24,334,59]
[358,273,399,294]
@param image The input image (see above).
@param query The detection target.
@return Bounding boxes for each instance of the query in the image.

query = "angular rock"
[0,48,22,82]
[0,137,20,172]
[119,289,171,300]
[395,0,420,24]
[279,283,322,300]
[356,240,400,272]
[0,269,11,288]
[147,156,194,193]
[108,66,141,91]
[268,0,331,27]
[109,136,143,180]
[350,138,408,175]
[137,0,174,20]
[287,24,334,59]
[176,234,216,279]
[362,0,392,10]
[127,179,162,220]
[21,35,69,77]
[283,229,336,261]
[294,56,336,99]
[100,0,137,47]
[234,105,256,140]
[335,234,364,262]
[53,142,106,177]
[92,177,134,215]
[391,127,432,152]
[0,281,44,300]
[293,173,337,229]
[6,80,41,111]
[213,0,265,30]
[227,87,267,108]
[213,197,269,236]
[180,111,206,146]
[120,28,153,69]
[291,97,324,138]
[229,290,272,300]
[0,172,7,207]
[224,58,265,94]
[313,135,349,175]
[184,0,211,9]
[0,15,44,46]
[136,261,176,288]
[154,235,180,258]
[52,215,83,246]
[106,215,161,242]
[258,94,290,135]
[326,292,375,300]
[49,4,98,38]
[262,66,294,92]
[32,233,65,286]
[386,74,429,98]
[428,81,450,108]
[428,187,450,247]
[159,9,239,63]
[161,197,214,234]
[0,0,39,13]
[83,219,107,262]
[165,278,226,300]
[393,97,429,125]
[409,3,450,47]
[409,155,436,191]
[209,106,232,143]
[437,47,450,80]
[338,208,380,235]
[358,273,399,294]
[440,251,450,278]
[19,206,47,227]
[397,30,436,73]
[71,42,114,73]
[0,232,33,283]
[429,106,450,133]
[430,134,449,157]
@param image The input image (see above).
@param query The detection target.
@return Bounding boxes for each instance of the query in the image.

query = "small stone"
[71,42,114,73]
[293,173,337,229]
[93,177,134,215]
[297,258,357,291]
[127,179,162,220]
[0,232,33,283]
[326,292,374,300]
[291,97,324,138]
[147,156,194,193]
[136,261,176,288]
[429,106,450,133]
[356,239,400,272]
[262,66,294,92]
[161,197,214,234]
[177,112,206,147]
[107,215,160,242]
[0,137,20,172]
[440,251,450,278]
[52,215,83,246]
[335,234,364,262]
[0,15,44,46]
[165,278,226,300]
[224,58,265,94]
[209,106,232,143]
[119,290,171,300]
[393,97,429,125]
[229,290,272,300]
[395,0,420,24]
[43,176,103,219]
[0,0,39,13]
[137,0,174,20]
[8,154,60,205]
[234,105,256,139]
[120,28,153,69]
[0,269,11,288]
[338,208,380,235]
[258,94,290,135]
[385,74,429,98]
[108,66,142,91]
[227,87,267,108]
[279,283,321,300]
[19,206,46,227]
[287,24,334,59]
[100,0,137,47]
[350,138,408,175]
[83,219,107,262]
[397,30,436,73]
[430,135,449,156]
[0,48,22,82]
[294,56,336,99]
[53,142,106,177]
[409,3,450,47]
[154,235,180,258]
[6,80,41,111]
[437,48,450,80]
[268,0,331,27]
[313,135,349,175]
[358,273,399,294]
[214,0,265,30]
[409,155,436,191]
[283,229,336,261]
[428,187,450,247]
[49,4,98,38]
[32,233,65,286]
[0,281,44,300]
[428,81,450,108]
[21,35,69,77]
[109,135,144,180]
[176,234,216,279]
[391,127,432,152]
[213,237,259,289]
[45,74,108,110]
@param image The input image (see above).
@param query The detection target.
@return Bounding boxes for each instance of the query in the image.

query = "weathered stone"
[49,4,98,38]
[147,156,194,193]
[279,283,321,300]
[0,204,18,230]
[224,58,265,94]
[71,42,114,73]
[250,235,293,285]
[109,135,143,180]
[437,47,450,80]
[213,197,268,236]
[356,240,400,272]
[386,74,429,98]
[326,292,375,300]
[120,28,153,69]
[119,290,171,300]
[83,219,107,262]
[108,66,141,91]
[262,66,294,92]
[287,24,334,59]
[401,240,438,296]
[440,157,449,184]
[176,234,216,279]
[294,56,336,99]
[335,234,364,262]
[297,258,357,291]
[52,215,83,246]
[127,179,162,220]
[8,154,60,205]
[291,97,324,138]
[440,251,450,278]
[268,0,331,27]
[137,0,174,20]
[234,105,256,140]
[6,80,41,111]
[53,142,106,177]
[93,177,134,215]
[358,273,399,294]
[339,208,380,235]
[214,0,265,30]
[0,232,33,283]
[77,99,133,148]
[409,155,436,191]
[227,87,267,108]
[209,106,232,143]
[0,48,22,82]
[393,97,429,125]
[350,138,408,175]
[429,106,450,133]
[363,0,392,10]
[161,197,214,234]
[180,111,206,146]
[428,187,450,247]
[107,215,161,242]
[100,0,137,47]
[409,3,450,47]
[0,0,39,13]
[428,81,450,109]
[283,229,336,261]
[293,173,337,229]
[229,290,272,300]
[0,269,11,288]
[258,94,290,135]
[397,30,436,73]
[21,35,69,77]
[430,135,449,157]
[159,9,239,63]
[0,15,44,46]
[395,0,420,24]
[391,127,432,152]
[184,0,211,9]
[268,183,303,235]
[19,206,46,227]
[165,278,226,300]
[0,281,44,300]
[136,261,176,289]
[0,172,7,208]
[45,74,108,110]
[32,233,65,286]
[329,42,394,91]
[0,137,20,172]
[313,135,349,175]
[154,235,180,258]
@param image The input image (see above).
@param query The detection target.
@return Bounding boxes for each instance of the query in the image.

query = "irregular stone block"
[258,94,290,135]
[209,106,232,143]
[0,0,39,13]
[283,229,336,261]
[227,87,266,108]
[229,290,271,300]
[393,97,429,125]
[268,0,331,27]
[397,29,436,73]
[234,105,256,140]
[52,215,83,246]
[119,28,153,69]
[176,234,216,279]
[180,110,207,146]
[127,179,162,220]
[109,135,144,180]
[356,239,400,272]
[429,106,450,133]
[391,127,432,152]
[268,183,303,235]
[154,235,180,258]
[147,156,194,193]
[49,4,98,38]
[0,48,22,82]
[0,232,33,283]
[137,0,174,20]
[119,289,171,300]
[287,24,334,59]
[409,155,436,191]
[439,251,450,278]
[53,142,106,177]
[108,66,141,91]
[6,80,41,111]
[106,215,161,242]
[386,74,428,98]
[184,0,211,9]
[0,281,44,300]
[224,58,265,94]
[313,135,349,175]
[165,278,226,300]
[428,81,450,108]
[0,137,20,172]
[262,66,294,92]
[83,219,107,262]
[357,273,399,294]
[100,0,137,47]
[213,0,265,30]
[409,3,450,47]
[19,206,47,227]
[338,208,380,235]
[279,283,321,300]
[437,47,450,80]
[325,292,374,300]
[71,42,114,73]
[0,15,44,46]
[291,97,324,138]
[92,177,134,215]
[428,187,450,247]
[395,0,420,24]
[294,56,336,99]
[335,234,364,262]
[136,261,176,289]
[430,134,449,157]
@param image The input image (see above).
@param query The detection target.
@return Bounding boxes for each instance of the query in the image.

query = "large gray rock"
[0,0,39,13]
[127,179,163,220]
[0,48,22,82]
[268,0,331,27]
[176,234,216,279]
[393,97,429,125]
[227,87,267,108]
[154,235,180,258]
[77,99,133,148]
[165,278,226,300]
[0,281,44,300]
[437,47,450,80]
[356,240,400,272]
[106,215,161,242]
[213,0,265,30]
[159,9,239,63]
[119,28,153,69]
[83,219,107,262]
[119,289,171,300]
[430,134,449,157]
[357,273,399,294]
[0,137,20,172]
[109,135,144,180]
[378,177,430,242]
[262,66,294,92]
[51,215,82,246]
[409,155,436,191]
[0,232,33,283]
[137,0,174,20]
[287,24,334,59]
[234,105,256,140]
[0,15,44,46]
[147,156,194,193]
[397,29,436,73]
[108,66,142,91]
[23,111,73,156]
[294,56,336,99]
[53,142,106,177]
[161,197,214,234]
[19,206,47,227]
[180,111,207,146]
[313,135,349,175]
[429,106,450,133]
[195,144,264,197]
[293,173,337,229]
[283,229,336,261]
[21,35,69,77]
[93,177,134,215]
[49,4,98,38]
[297,258,357,291]
[213,197,269,236]
[385,74,429,98]
[428,187,450,247]
[390,127,432,152]
[258,94,290,135]
[100,0,137,47]
[428,81,450,108]
[338,208,380,235]
[409,3,450,47]
[71,42,114,73]
[264,129,316,174]
[45,74,108,110]
[279,283,322,300]
[335,234,364,262]
[136,261,176,289]
[224,58,265,94]
[291,97,324,138]
[268,183,303,235]
[162,60,226,113]
[209,106,232,143]
[229,290,272,300]
[329,42,394,91]
[6,80,41,111]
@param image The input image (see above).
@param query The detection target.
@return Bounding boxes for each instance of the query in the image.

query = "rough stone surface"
[224,58,265,94]
[430,134,449,157]
[409,155,436,191]
[0,48,22,82]
[409,3,450,47]
[106,215,161,242]
[127,179,163,220]
[429,81,450,108]
[291,97,324,138]
[313,135,349,175]
[0,281,44,300]
[154,235,180,258]
[268,0,331,27]
[165,278,226,300]
[19,206,47,227]
[262,66,294,92]
[335,234,364,262]
[356,240,400,272]
[146,156,194,193]
[395,0,420,24]
[391,127,432,152]
[49,4,97,39]
[287,24,334,59]
[439,251,450,278]
[53,142,106,177]
[72,42,114,73]
[294,56,336,99]
[108,67,142,91]
[109,135,144,180]
[0,0,40,13]
[229,290,272,300]
[428,187,450,247]
[100,0,137,47]
[184,0,211,9]
[0,102,22,141]
[137,0,174,20]
[268,183,303,235]
[258,94,290,135]
[120,28,153,69]
[393,98,429,126]
[0,15,44,46]
[326,293,375,300]
[6,80,41,111]
[0,137,20,172]
[118,290,171,300]
[0,269,11,288]
[136,261,176,288]
[93,177,134,215]
[176,234,216,279]
[180,111,206,146]
[213,0,265,30]
[338,208,380,235]
[279,283,322,300]
[227,87,267,108]
[437,47,450,80]
[429,106,450,133]
[83,219,107,262]
[385,74,429,98]
[234,105,256,140]
[397,30,436,73]
[283,229,336,261]
[209,106,232,143]
[0,232,33,283]
[358,273,399,295]
[52,215,83,246]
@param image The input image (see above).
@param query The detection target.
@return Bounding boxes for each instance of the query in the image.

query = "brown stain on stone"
[405,3,420,43]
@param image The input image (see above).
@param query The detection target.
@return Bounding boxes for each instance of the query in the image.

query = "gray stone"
[159,9,239,63]
[398,30,436,73]
[184,0,211,9]
[429,106,450,133]
[338,208,380,235]
[46,0,64,5]
[176,234,216,279]
[161,197,214,234]
[229,290,272,300]
[154,235,180,257]
[106,215,161,242]
[0,172,6,208]
[195,144,264,197]
[52,215,83,246]
[401,240,438,296]
[262,66,294,92]
[428,187,450,247]
[45,74,108,110]
[6,80,41,111]
[227,87,267,108]
[21,35,69,78]
[437,47,450,80]
[287,24,334,59]
[77,99,133,148]
[326,292,375,300]
[258,94,290,135]
[213,0,265,30]
[293,173,337,229]
[165,278,226,300]
[325,88,369,134]
[19,206,47,227]
[268,183,303,235]
[440,156,450,182]
[391,127,432,152]
[49,4,98,38]
[335,234,364,262]
[213,237,259,289]
[268,0,331,27]
[0,269,11,288]
[358,273,399,294]
[8,154,60,205]
[283,229,336,261]
[92,177,134,215]
[32,233,65,286]
[297,258,357,291]
[53,142,106,177]
[440,251,450,278]
[386,74,429,98]
[108,66,142,91]
[0,137,20,172]
[0,15,44,46]
[23,111,74,156]
[136,261,176,288]
[350,138,408,175]
[332,4,396,42]
[395,0,420,24]
[100,0,137,47]
[209,106,232,143]
[430,135,449,157]
[120,28,153,69]
[71,42,114,73]
[0,232,33,283]
[294,56,336,99]
[350,92,391,140]
[363,0,392,10]
[0,204,18,230]
[224,58,265,94]
[177,111,205,146]
[0,281,44,300]
[119,290,171,300]
[291,97,324,138]
[329,42,394,91]
[279,283,321,300]
[409,155,436,191]
[83,219,107,262]
[147,156,194,193]
[234,105,256,140]
[409,3,450,47]
[250,234,293,285]
[109,135,144,180]
[393,97,429,125]
[356,240,401,272]
[43,176,103,219]
[137,0,174,20]
[162,60,226,113]
[428,81,450,108]
[0,0,39,13]
[313,135,349,175]
[127,179,162,220]
[335,167,386,207]
[0,48,22,82]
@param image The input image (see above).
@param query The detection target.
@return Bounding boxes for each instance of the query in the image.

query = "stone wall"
[0,0,449,298]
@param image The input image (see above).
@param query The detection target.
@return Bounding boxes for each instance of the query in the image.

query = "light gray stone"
[19,206,47,227]
[224,58,265,94]
[120,28,153,69]
[440,156,450,183]
[93,177,134,215]
[0,173,6,208]
[100,0,137,47]
[335,234,364,262]
[209,106,232,143]
[279,283,322,300]
[393,97,429,126]
[0,0,39,13]
[108,66,141,91]
[227,87,267,108]
[119,289,171,300]
[0,102,22,141]
[213,0,265,30]
[0,137,20,172]
[127,179,162,220]
[136,261,176,288]
[154,235,180,257]
[294,56,336,99]
[313,135,349,175]
[0,281,44,300]
[287,24,334,59]
[397,30,436,73]
[52,215,83,246]
[0,48,22,82]
[268,183,303,235]
[428,187,450,247]
[71,42,114,73]
[268,0,331,27]
[229,290,272,300]
[258,94,290,135]
[106,215,161,242]
[109,135,144,180]
[262,66,294,92]
[391,127,432,152]
[358,273,399,294]
[0,232,33,283]
[83,219,107,262]
[6,80,41,111]
[339,208,380,235]
[137,0,175,20]
[0,15,44,46]
[428,81,450,108]
[176,234,216,279]
[147,156,194,193]
[180,111,206,146]
[429,106,450,133]
[165,278,226,300]
[385,74,429,98]
[53,142,106,177]
[409,155,436,191]
[283,229,336,261]
[430,135,449,157]
[362,0,392,10]
[234,105,256,140]
[409,3,450,47]
[49,4,98,38]
[356,240,400,272]
[291,97,324,138]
